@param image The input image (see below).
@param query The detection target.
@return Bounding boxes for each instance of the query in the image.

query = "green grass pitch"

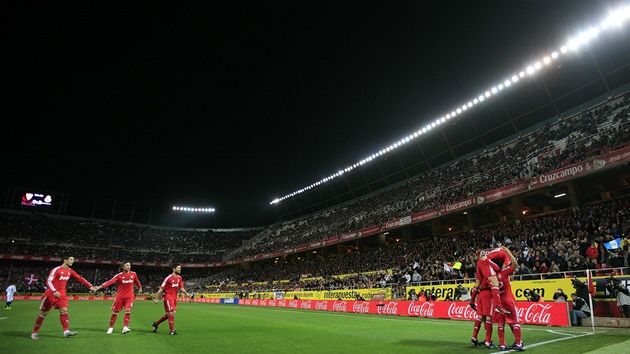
[0,300,627,353]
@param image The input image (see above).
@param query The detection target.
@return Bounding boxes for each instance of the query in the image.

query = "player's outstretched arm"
[154,289,163,303]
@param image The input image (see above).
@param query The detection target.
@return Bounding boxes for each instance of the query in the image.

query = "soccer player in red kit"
[469,246,512,348]
[492,247,524,351]
[31,256,97,339]
[470,265,499,348]
[97,262,142,334]
[470,247,512,316]
[152,264,190,335]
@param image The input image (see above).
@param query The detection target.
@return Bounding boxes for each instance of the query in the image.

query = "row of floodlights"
[172,206,215,213]
[270,5,630,205]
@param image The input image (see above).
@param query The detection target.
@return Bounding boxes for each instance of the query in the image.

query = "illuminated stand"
[270,5,630,208]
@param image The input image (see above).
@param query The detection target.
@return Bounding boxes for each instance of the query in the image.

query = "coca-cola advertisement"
[238,299,570,326]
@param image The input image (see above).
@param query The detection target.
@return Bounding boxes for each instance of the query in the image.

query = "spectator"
[553,288,568,302]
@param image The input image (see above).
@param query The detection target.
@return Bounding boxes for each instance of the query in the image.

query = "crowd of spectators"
[230,91,630,259]
[0,213,261,263]
[1,92,629,295]
[202,196,630,294]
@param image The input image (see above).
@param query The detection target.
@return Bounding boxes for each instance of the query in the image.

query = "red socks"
[124,311,131,327]
[60,312,69,331]
[33,315,45,334]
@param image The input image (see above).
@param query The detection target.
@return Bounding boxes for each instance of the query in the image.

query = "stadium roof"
[271,5,630,221]
[2,1,630,228]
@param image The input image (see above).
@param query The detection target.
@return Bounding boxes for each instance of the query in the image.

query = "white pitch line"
[0,317,7,321]
[490,330,594,353]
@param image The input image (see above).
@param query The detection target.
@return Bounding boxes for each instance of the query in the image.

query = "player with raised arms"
[468,246,512,348]
[492,247,524,351]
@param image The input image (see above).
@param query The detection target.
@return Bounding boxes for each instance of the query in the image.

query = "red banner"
[530,145,630,188]
[481,180,530,204]
[324,236,341,245]
[4,296,150,301]
[238,299,570,326]
[411,209,440,223]
[439,197,479,216]
[359,225,381,236]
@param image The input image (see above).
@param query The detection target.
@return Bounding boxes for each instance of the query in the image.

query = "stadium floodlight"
[173,206,215,213]
[269,4,630,205]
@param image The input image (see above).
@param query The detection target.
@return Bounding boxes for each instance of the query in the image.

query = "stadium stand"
[1,92,629,295]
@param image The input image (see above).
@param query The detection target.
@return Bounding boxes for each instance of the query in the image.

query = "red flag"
[25,273,39,285]
[587,270,595,297]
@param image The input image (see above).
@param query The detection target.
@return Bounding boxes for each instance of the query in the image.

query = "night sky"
[1,1,622,228]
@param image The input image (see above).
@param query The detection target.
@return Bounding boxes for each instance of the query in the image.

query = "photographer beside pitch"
[570,293,591,326]
[606,276,630,318]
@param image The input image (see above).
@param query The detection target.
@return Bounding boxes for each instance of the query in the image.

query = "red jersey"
[475,257,501,282]
[100,271,142,298]
[160,274,184,299]
[496,266,516,302]
[486,248,511,266]
[46,266,92,295]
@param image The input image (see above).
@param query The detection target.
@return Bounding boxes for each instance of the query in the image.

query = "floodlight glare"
[270,4,630,205]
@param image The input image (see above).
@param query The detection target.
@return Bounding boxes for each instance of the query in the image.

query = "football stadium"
[2,2,630,354]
